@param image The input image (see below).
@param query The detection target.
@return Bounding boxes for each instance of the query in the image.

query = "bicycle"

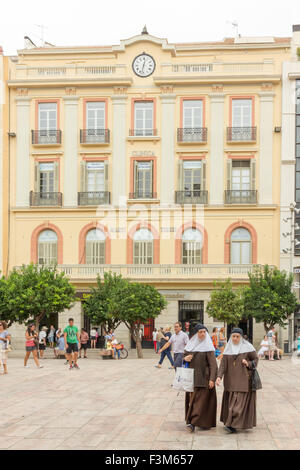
[115,343,128,359]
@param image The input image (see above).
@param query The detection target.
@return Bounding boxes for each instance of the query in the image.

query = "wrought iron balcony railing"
[31,130,62,145]
[80,129,110,144]
[177,128,207,143]
[227,127,257,142]
[78,192,111,206]
[175,190,208,204]
[30,191,63,207]
[225,190,258,204]
[129,129,158,137]
[129,191,157,199]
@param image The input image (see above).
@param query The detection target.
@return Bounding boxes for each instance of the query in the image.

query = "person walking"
[216,328,259,433]
[218,327,227,359]
[47,325,55,348]
[79,328,89,359]
[0,321,11,375]
[38,326,47,359]
[24,324,43,369]
[155,326,174,369]
[184,324,218,432]
[152,328,158,353]
[156,328,164,354]
[267,327,275,361]
[158,322,189,370]
[90,327,97,349]
[64,318,81,370]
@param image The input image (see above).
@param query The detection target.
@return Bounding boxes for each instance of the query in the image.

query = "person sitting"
[106,338,114,358]
[111,335,121,359]
[54,335,65,359]
[258,335,269,359]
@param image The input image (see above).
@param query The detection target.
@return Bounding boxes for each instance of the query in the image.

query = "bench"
[99,349,114,360]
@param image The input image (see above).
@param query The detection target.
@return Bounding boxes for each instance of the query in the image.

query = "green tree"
[111,281,167,358]
[0,263,76,330]
[244,264,298,333]
[206,278,245,327]
[83,272,127,333]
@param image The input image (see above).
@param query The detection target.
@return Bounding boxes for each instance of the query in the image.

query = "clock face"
[132,53,155,77]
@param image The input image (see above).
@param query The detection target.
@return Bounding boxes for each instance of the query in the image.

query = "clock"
[132,53,155,77]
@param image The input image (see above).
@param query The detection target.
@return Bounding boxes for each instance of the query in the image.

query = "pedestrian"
[111,334,121,359]
[24,324,43,368]
[47,325,55,348]
[155,326,174,369]
[156,328,164,354]
[211,327,219,350]
[152,328,158,353]
[90,327,97,349]
[79,328,89,359]
[184,324,218,432]
[158,322,189,370]
[258,335,269,359]
[273,332,282,360]
[0,321,11,375]
[267,327,275,361]
[64,318,81,370]
[218,327,227,359]
[216,328,259,433]
[38,326,47,359]
[54,334,65,358]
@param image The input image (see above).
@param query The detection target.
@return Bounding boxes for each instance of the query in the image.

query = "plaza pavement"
[0,351,300,450]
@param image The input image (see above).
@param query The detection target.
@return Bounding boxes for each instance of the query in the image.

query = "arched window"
[86,229,106,265]
[133,229,153,264]
[38,230,58,265]
[230,228,252,264]
[182,228,202,264]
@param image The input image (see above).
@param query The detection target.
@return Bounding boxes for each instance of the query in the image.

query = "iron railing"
[227,127,257,141]
[129,129,158,137]
[31,130,62,145]
[225,190,258,204]
[177,127,207,142]
[78,192,111,206]
[129,191,157,199]
[80,129,110,144]
[30,191,63,206]
[175,190,208,204]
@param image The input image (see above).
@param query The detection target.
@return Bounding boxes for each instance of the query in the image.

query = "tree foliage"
[206,278,245,326]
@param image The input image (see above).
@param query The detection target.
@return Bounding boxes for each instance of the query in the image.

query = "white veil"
[185,331,215,353]
[223,333,255,355]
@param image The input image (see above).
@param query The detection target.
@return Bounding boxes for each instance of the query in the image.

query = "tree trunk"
[131,327,143,359]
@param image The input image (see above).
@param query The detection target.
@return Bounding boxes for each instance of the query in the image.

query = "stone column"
[209,93,225,205]
[16,97,31,207]
[111,94,127,206]
[63,96,79,207]
[160,92,176,205]
[259,91,275,205]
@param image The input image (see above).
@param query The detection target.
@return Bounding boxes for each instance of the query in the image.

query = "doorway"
[179,301,204,338]
[227,318,253,343]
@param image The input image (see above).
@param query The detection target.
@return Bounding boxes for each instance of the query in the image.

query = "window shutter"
[226,159,232,190]
[133,160,138,193]
[80,161,86,192]
[250,159,256,191]
[53,161,59,192]
[177,160,183,190]
[34,161,40,192]
[100,241,105,264]
[104,161,109,192]
[150,160,153,195]
[201,159,207,190]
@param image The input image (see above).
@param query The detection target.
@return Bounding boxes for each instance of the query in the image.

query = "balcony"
[52,264,264,282]
[129,191,157,200]
[226,127,257,142]
[80,129,110,144]
[129,129,158,137]
[30,191,63,207]
[225,190,258,204]
[175,190,208,204]
[78,192,111,206]
[31,130,62,145]
[177,128,207,143]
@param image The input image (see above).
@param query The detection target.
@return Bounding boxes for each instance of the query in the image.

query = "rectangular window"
[39,162,55,194]
[231,160,250,191]
[232,99,252,127]
[38,102,57,130]
[86,101,105,129]
[134,101,153,136]
[183,161,202,192]
[133,241,153,264]
[86,161,105,192]
[183,100,203,128]
[134,161,153,198]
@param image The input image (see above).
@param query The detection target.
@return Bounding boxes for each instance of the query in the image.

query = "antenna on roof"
[226,20,239,39]
[24,36,37,49]
[142,25,148,35]
[35,24,48,46]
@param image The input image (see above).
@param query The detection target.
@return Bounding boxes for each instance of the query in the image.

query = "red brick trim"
[224,221,257,263]
[175,222,208,264]
[79,222,111,264]
[31,222,63,264]
[127,222,159,264]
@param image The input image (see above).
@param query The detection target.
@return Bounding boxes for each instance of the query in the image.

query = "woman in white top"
[90,328,97,349]
[152,328,158,352]
[258,335,269,359]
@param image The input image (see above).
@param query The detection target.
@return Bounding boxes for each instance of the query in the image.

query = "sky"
[0,0,300,54]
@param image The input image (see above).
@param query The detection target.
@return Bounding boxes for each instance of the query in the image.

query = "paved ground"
[0,352,300,450]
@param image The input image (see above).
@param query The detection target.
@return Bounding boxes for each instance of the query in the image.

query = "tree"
[206,279,245,327]
[111,281,167,358]
[83,272,127,333]
[0,264,76,330]
[244,264,298,333]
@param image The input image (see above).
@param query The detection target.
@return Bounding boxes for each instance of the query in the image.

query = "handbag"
[251,360,262,391]
[172,362,194,392]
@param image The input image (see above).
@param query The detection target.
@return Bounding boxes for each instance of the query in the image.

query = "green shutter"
[133,161,138,193]
[104,161,109,192]
[250,159,256,191]
[53,161,59,192]
[149,160,153,195]
[226,159,232,190]
[201,159,207,190]
[80,161,86,192]
[34,161,40,192]
[177,160,183,190]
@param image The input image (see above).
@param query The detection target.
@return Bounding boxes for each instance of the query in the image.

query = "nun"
[216,328,259,433]
[183,324,218,432]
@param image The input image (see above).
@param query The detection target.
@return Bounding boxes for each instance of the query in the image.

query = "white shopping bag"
[172,365,194,392]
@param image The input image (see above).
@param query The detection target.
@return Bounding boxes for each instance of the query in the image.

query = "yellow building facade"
[5,31,291,348]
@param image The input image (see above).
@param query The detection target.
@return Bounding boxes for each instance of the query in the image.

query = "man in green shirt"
[64,318,81,370]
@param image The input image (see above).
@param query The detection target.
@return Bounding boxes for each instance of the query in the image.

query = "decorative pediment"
[112,33,176,56]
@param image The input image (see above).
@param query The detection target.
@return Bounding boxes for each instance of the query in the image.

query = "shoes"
[24,365,29,368]
[73,363,80,369]
[38,365,44,369]
[225,426,236,433]
[155,365,161,368]
[186,424,195,432]
[69,365,73,370]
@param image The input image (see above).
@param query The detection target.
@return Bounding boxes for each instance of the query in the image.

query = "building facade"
[6,30,291,348]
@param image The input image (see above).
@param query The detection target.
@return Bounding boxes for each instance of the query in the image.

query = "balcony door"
[134,101,153,136]
[86,229,105,265]
[38,102,57,143]
[133,229,153,264]
[183,161,202,195]
[183,100,203,129]
[86,102,106,142]
[231,99,252,140]
[86,162,105,193]
[38,230,58,265]
[134,161,153,198]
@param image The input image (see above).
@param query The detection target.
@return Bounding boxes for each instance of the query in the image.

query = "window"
[134,161,153,198]
[86,229,105,265]
[85,102,106,142]
[295,80,300,255]
[231,160,250,191]
[183,100,203,129]
[38,230,58,265]
[230,228,252,264]
[86,162,105,192]
[182,228,202,264]
[183,161,202,194]
[226,159,256,203]
[230,99,253,141]
[38,102,57,131]
[134,101,153,136]
[133,229,153,264]
[38,162,55,194]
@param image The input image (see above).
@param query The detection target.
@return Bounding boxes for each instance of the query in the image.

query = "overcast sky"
[1,0,299,55]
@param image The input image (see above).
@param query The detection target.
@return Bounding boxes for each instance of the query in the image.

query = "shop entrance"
[178,301,204,338]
